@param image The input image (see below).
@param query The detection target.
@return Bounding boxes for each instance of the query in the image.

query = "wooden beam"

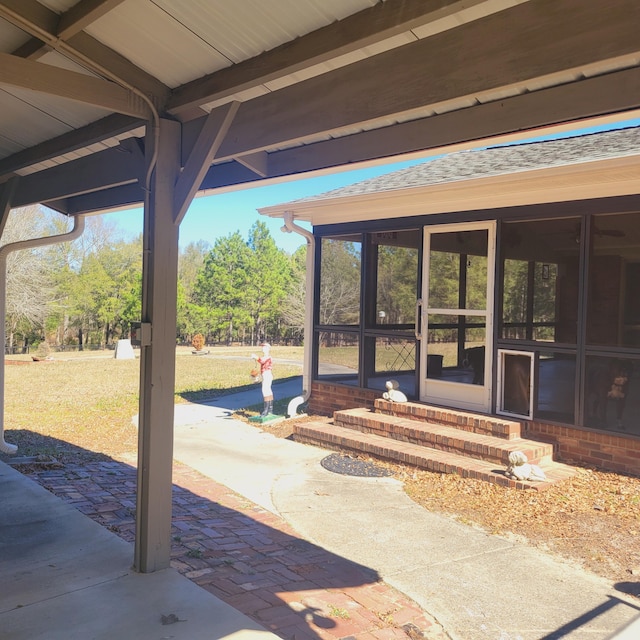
[173,101,240,224]
[60,183,145,215]
[12,38,49,60]
[12,143,144,207]
[66,32,170,105]
[57,0,127,39]
[2,0,168,102]
[197,66,640,192]
[235,152,269,178]
[213,0,640,158]
[25,63,640,212]
[136,118,181,573]
[0,53,150,117]
[0,114,143,180]
[264,67,640,176]
[8,0,127,60]
[168,0,473,116]
[0,0,57,34]
[0,178,18,237]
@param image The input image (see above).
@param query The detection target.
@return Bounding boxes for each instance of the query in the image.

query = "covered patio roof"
[1,0,640,575]
[2,0,640,214]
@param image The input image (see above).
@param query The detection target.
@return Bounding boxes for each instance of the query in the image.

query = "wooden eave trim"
[260,155,640,225]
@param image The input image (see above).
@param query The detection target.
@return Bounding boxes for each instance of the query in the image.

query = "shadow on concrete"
[2,431,380,640]
[538,595,640,640]
[177,375,302,409]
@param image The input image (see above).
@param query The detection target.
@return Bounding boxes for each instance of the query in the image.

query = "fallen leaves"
[401,465,640,583]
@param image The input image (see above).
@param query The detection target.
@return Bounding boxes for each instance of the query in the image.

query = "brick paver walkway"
[21,459,444,640]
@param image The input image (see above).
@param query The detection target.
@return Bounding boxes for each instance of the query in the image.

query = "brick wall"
[309,381,640,476]
[308,381,378,416]
[525,420,640,476]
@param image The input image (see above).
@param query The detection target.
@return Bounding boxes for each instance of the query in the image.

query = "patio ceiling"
[1,0,640,217]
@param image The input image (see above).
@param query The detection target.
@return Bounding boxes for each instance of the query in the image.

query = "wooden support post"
[135,118,181,572]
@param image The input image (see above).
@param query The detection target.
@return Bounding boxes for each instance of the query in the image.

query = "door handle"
[415,298,422,340]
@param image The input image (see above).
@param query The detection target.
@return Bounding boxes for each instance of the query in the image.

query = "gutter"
[0,214,86,454]
[281,211,314,418]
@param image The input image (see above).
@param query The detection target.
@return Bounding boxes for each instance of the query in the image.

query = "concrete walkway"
[3,378,640,639]
[0,459,278,640]
[170,382,640,640]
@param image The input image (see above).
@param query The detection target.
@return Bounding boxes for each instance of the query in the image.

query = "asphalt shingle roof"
[293,126,640,204]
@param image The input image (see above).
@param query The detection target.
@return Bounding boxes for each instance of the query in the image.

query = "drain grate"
[320,453,392,477]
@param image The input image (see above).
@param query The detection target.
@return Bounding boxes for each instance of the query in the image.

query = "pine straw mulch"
[258,416,640,592]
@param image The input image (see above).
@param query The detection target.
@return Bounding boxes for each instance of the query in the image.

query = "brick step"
[375,399,523,440]
[293,421,576,491]
[334,407,553,465]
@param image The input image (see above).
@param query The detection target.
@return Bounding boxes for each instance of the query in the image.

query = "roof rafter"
[0,113,143,181]
[213,0,640,159]
[8,0,127,59]
[167,0,481,117]
[0,52,151,117]
[58,0,126,39]
[11,139,144,208]
[2,0,169,102]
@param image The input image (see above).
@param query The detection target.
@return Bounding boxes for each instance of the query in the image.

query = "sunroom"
[261,126,640,474]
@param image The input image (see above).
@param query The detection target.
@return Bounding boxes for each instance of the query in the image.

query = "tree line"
[3,206,306,352]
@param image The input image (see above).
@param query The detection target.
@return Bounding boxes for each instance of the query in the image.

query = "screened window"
[501,218,580,343]
[319,236,361,325]
[317,331,359,385]
[586,213,640,348]
[373,231,419,328]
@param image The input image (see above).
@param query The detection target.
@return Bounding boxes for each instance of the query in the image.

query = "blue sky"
[105,118,640,254]
[105,157,424,254]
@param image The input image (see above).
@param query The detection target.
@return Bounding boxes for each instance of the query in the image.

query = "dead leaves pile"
[400,465,640,583]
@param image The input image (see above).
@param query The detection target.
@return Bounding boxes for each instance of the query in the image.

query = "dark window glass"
[374,230,419,327]
[427,314,486,385]
[319,237,361,325]
[584,356,636,433]
[428,230,488,310]
[364,336,416,398]
[317,331,359,385]
[501,219,580,343]
[536,352,575,424]
[586,213,640,348]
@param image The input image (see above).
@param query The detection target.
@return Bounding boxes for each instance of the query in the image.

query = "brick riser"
[375,399,523,440]
[335,407,553,466]
[293,422,575,491]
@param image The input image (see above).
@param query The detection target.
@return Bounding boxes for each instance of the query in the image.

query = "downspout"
[0,214,86,454]
[282,211,314,418]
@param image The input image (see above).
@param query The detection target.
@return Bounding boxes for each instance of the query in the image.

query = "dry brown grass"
[1,346,302,462]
